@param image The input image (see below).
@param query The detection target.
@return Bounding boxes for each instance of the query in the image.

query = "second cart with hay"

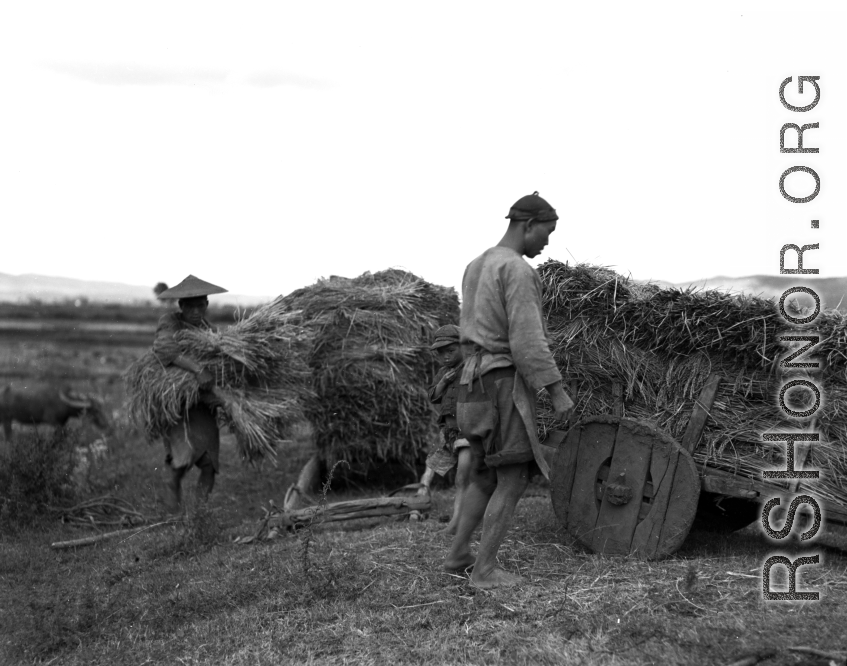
[536,261,847,559]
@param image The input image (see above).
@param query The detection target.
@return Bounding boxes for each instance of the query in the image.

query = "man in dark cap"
[445,192,574,588]
[153,275,228,512]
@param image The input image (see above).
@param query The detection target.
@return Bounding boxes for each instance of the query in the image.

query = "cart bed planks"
[591,422,653,554]
[556,419,617,547]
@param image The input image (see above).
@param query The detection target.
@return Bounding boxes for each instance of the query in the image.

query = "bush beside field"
[0,429,79,525]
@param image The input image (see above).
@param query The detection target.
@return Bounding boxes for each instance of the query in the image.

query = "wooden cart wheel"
[550,415,700,559]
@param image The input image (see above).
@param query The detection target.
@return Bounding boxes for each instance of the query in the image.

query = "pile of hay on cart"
[265,268,460,478]
[537,260,847,507]
[124,309,313,461]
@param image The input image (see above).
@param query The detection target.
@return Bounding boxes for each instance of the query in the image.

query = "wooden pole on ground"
[50,520,175,549]
[271,495,431,530]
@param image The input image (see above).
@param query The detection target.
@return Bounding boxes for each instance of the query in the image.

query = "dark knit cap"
[505,191,558,222]
[430,324,461,350]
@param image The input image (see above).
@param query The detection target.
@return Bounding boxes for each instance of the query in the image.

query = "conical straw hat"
[157,275,228,300]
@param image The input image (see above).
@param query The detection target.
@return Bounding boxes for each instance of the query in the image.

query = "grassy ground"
[1,420,845,666]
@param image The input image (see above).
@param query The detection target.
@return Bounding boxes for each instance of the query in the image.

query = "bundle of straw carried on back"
[124,309,313,461]
[537,260,847,507]
[267,268,459,476]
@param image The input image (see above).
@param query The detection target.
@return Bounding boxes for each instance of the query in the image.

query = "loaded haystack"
[268,268,459,478]
[124,310,313,461]
[537,260,847,507]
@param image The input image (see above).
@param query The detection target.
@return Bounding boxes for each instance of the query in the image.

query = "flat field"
[1,305,845,666]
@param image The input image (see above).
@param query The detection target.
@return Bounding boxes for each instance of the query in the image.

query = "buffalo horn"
[59,389,91,410]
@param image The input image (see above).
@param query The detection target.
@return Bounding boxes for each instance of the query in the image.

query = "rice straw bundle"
[212,386,305,460]
[537,260,847,507]
[124,310,313,461]
[124,359,199,439]
[270,269,459,476]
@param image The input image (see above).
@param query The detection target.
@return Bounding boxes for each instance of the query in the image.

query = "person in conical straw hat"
[445,192,574,589]
[153,275,228,512]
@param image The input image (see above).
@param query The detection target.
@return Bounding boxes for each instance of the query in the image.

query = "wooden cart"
[547,373,847,559]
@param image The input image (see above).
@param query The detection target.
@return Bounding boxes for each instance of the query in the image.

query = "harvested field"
[3,485,847,665]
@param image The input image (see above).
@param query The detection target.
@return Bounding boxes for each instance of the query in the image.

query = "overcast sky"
[1,1,845,300]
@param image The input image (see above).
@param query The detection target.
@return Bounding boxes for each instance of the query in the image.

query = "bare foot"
[470,567,524,589]
[437,522,458,537]
[443,555,475,573]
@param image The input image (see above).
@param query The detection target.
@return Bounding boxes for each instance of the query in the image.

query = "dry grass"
[3,482,846,665]
[270,268,459,477]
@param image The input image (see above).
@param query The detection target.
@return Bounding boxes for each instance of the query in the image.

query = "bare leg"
[195,452,216,502]
[167,464,187,514]
[444,446,496,572]
[470,462,530,589]
[418,466,435,496]
[441,447,473,536]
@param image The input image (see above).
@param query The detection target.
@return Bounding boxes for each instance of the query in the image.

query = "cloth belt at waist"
[458,343,550,479]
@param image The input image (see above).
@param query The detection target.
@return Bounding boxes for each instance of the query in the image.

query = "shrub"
[180,499,221,551]
[145,499,222,561]
[0,428,79,524]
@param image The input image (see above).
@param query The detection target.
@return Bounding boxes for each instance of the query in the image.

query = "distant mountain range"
[662,275,847,312]
[0,273,271,307]
[0,272,845,312]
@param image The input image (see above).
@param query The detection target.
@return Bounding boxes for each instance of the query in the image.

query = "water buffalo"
[0,385,110,440]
